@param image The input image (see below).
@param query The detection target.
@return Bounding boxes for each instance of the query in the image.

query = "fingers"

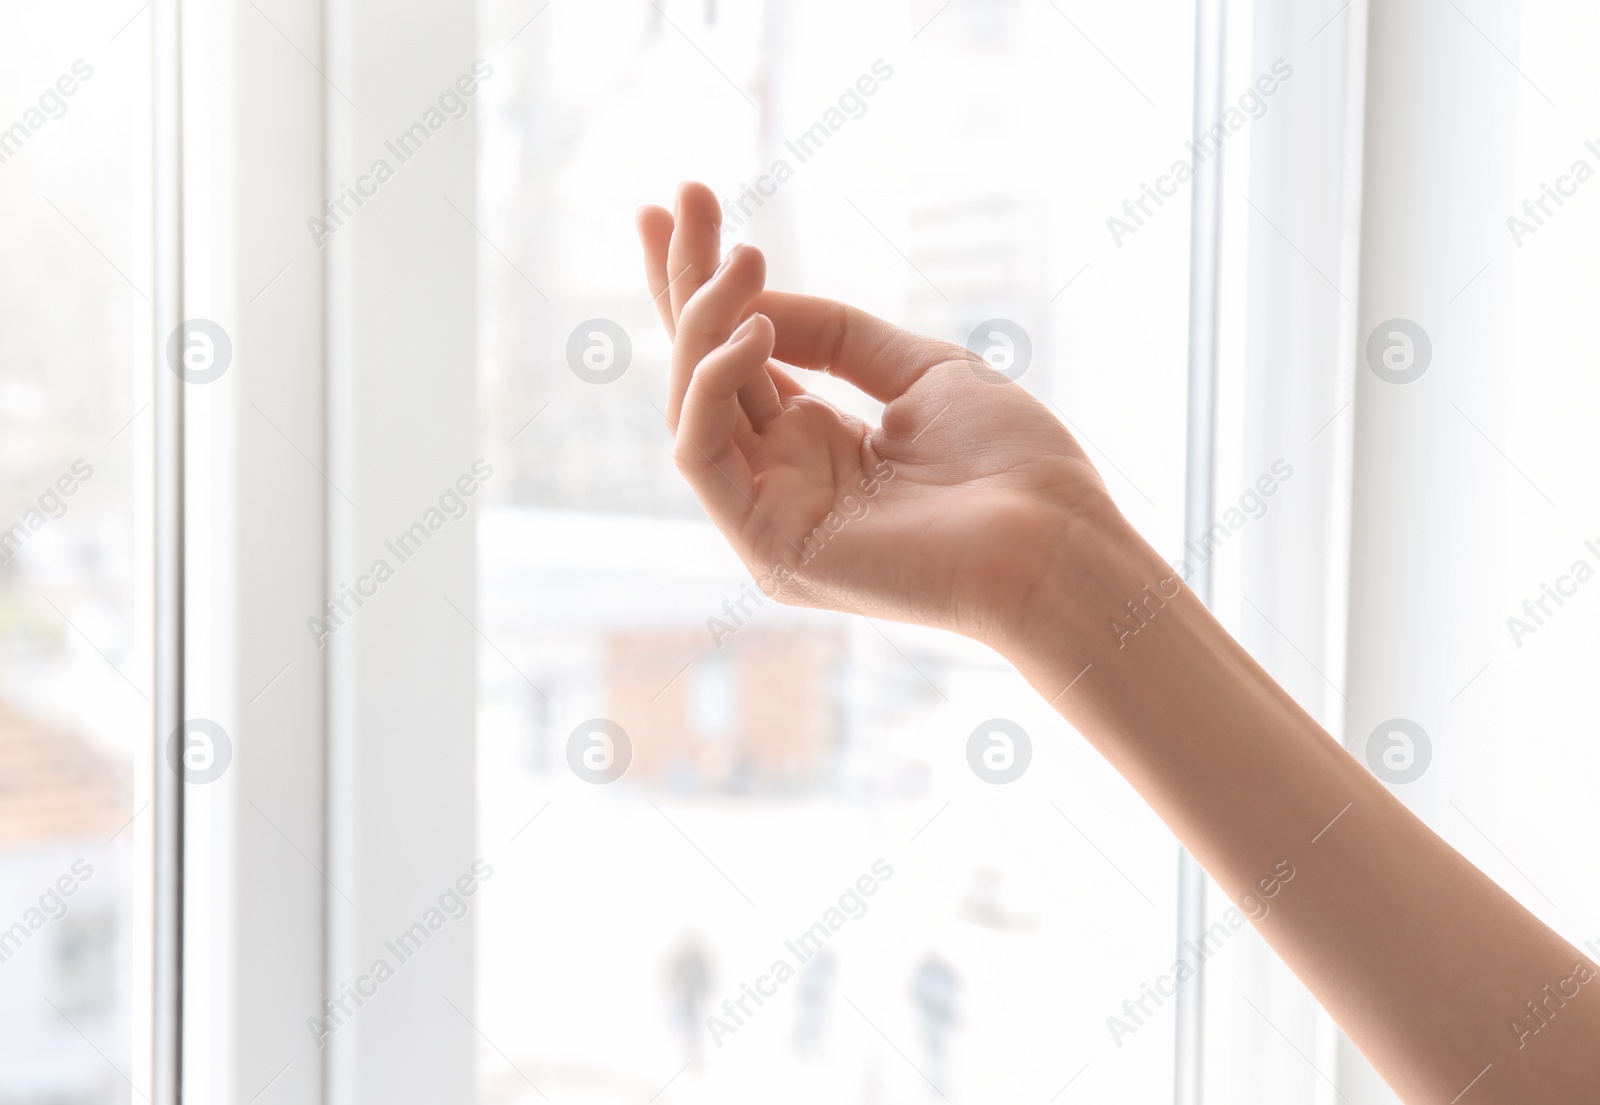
[766,362,806,402]
[636,204,677,336]
[752,290,959,402]
[669,242,769,428]
[666,181,723,327]
[642,185,952,412]
[736,365,785,430]
[675,313,777,525]
[640,184,808,428]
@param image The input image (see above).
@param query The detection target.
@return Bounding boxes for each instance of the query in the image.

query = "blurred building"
[480,509,947,797]
[0,707,127,1105]
[608,625,844,790]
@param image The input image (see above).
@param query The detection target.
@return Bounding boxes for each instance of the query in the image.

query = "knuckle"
[671,436,700,472]
[935,338,979,366]
[675,300,720,344]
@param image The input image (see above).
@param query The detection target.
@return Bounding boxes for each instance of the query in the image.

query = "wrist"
[982,501,1192,700]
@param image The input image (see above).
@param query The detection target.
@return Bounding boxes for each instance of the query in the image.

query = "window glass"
[1495,4,1600,938]
[0,4,152,1103]
[475,2,1195,1100]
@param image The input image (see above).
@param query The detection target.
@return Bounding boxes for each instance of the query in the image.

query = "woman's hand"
[638,182,1600,1105]
[637,182,1120,650]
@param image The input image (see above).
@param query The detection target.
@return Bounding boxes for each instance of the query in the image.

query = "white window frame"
[165,0,478,1101]
[1202,0,1373,1100]
[149,1,1536,1103]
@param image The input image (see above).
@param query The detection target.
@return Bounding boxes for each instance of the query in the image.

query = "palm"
[736,357,1094,633]
[637,183,1104,640]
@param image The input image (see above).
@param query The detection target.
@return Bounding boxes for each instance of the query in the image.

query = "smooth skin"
[637,181,1599,1105]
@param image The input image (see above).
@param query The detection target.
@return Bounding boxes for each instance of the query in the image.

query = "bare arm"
[1003,509,1597,1105]
[637,181,1600,1104]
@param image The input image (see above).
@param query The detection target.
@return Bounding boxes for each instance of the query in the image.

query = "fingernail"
[730,314,758,342]
[714,245,740,275]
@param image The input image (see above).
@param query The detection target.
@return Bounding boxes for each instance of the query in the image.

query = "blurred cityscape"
[0,3,147,1102]
[472,1,1192,1101]
[2,2,1599,1104]
[0,713,128,1105]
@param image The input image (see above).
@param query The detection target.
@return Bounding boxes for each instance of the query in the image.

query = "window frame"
[166,0,483,1096]
[150,0,1454,1101]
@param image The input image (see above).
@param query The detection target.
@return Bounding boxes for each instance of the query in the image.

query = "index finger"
[750,290,963,402]
[637,204,678,337]
[666,182,724,327]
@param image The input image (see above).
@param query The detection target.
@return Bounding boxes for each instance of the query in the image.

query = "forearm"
[638,183,1595,1098]
[999,510,1599,1105]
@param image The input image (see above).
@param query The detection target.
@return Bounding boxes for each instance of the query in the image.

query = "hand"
[642,189,1600,1105]
[636,182,1121,649]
